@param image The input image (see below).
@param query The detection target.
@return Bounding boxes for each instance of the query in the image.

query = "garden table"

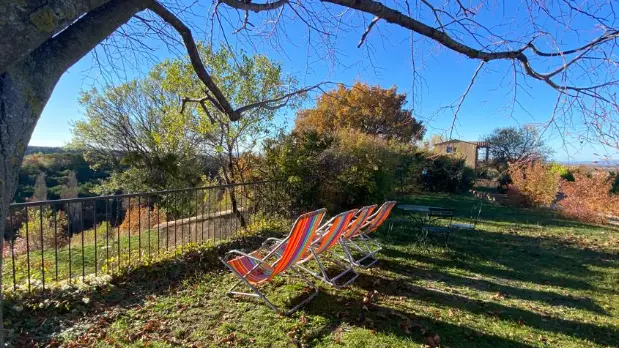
[395,204,455,229]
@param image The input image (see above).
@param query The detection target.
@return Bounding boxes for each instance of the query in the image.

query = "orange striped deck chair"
[220,208,326,315]
[293,209,359,288]
[341,202,397,268]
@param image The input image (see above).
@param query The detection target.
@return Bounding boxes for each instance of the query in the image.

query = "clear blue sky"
[30,1,618,162]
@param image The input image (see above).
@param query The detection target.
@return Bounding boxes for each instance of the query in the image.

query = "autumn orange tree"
[294,83,425,143]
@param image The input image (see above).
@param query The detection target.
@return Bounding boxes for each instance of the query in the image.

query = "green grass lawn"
[6,193,619,347]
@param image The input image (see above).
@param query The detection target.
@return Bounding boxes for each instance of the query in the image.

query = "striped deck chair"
[219,209,326,315]
[337,205,379,268]
[293,209,359,288]
[343,201,397,268]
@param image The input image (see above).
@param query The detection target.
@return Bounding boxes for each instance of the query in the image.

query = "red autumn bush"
[558,171,619,223]
[120,204,167,234]
[508,161,561,207]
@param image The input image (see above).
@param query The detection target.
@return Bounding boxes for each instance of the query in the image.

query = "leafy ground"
[5,193,619,347]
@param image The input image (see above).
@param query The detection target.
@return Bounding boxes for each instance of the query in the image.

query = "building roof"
[435,139,489,147]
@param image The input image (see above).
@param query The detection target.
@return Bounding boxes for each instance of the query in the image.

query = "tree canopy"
[295,83,425,143]
[71,45,297,192]
[484,126,552,169]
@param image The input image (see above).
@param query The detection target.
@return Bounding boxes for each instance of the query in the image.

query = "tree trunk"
[219,157,247,228]
[0,64,53,347]
[0,1,152,343]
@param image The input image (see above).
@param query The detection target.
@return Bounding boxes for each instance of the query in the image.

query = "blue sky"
[30,1,618,162]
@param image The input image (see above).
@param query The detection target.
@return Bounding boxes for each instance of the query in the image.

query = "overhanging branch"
[0,0,112,73]
[149,1,242,121]
[217,0,289,13]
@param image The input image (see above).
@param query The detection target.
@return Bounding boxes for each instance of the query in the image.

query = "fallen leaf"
[425,333,441,347]
[220,333,236,344]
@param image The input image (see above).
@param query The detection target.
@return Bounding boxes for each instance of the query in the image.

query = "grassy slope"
[8,193,619,347]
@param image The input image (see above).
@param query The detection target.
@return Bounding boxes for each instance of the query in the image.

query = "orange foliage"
[508,161,560,207]
[558,171,619,223]
[120,204,167,234]
[294,82,424,142]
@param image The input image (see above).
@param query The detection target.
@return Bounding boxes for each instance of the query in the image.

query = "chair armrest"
[224,249,263,263]
[261,237,285,251]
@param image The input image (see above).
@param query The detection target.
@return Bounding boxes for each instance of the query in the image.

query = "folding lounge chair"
[341,201,397,268]
[220,209,326,315]
[293,209,359,288]
[337,204,378,268]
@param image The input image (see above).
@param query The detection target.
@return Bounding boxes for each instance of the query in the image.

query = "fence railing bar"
[117,197,121,272]
[94,201,98,276]
[25,207,31,291]
[174,194,178,255]
[147,195,151,260]
[157,195,160,255]
[209,188,213,243]
[10,213,16,291]
[166,199,169,252]
[138,196,142,261]
[81,201,85,281]
[53,205,58,281]
[195,189,199,244]
[39,204,45,290]
[128,197,131,265]
[68,204,72,284]
[105,199,110,273]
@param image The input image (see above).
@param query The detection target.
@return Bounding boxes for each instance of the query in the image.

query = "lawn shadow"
[301,289,537,348]
[377,224,618,293]
[374,254,609,315]
[348,271,619,347]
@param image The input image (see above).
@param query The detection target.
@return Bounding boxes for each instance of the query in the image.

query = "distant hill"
[561,160,619,168]
[25,146,68,155]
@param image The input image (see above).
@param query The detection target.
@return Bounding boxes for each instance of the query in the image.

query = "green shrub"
[611,171,619,195]
[416,154,476,193]
[475,165,498,179]
[497,172,512,193]
[315,129,407,209]
[263,129,410,211]
[549,162,575,181]
[263,130,475,209]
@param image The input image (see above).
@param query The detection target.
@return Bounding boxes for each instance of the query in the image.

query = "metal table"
[395,204,455,229]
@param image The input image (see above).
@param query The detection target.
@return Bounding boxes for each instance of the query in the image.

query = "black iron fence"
[3,179,316,293]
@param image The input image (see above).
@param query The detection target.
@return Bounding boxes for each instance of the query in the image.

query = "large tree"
[73,45,298,224]
[295,82,425,142]
[484,126,552,169]
[72,64,206,193]
[2,0,619,343]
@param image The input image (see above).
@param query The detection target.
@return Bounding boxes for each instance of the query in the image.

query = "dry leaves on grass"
[425,333,442,347]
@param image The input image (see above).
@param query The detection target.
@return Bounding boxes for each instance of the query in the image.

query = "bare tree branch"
[446,61,485,139]
[182,82,330,117]
[148,1,242,121]
[218,0,289,13]
[358,17,380,48]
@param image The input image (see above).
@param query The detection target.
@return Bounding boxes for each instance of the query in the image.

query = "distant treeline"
[15,147,112,203]
[24,146,67,155]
